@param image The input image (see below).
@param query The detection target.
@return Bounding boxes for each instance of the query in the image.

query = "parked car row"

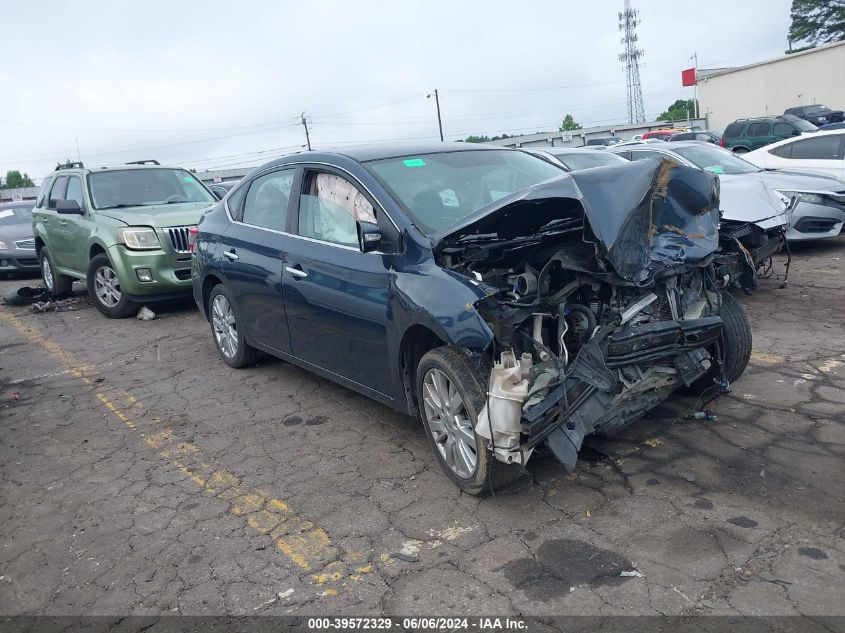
[22,145,767,494]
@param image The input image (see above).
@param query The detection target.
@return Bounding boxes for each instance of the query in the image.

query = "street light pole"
[427,89,444,141]
[691,52,699,120]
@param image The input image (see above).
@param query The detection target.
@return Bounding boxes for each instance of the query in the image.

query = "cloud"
[0,0,791,180]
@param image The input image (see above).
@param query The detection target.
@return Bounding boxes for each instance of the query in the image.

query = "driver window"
[298,172,375,248]
[65,177,85,209]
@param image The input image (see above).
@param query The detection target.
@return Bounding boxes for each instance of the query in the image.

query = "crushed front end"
[434,158,732,472]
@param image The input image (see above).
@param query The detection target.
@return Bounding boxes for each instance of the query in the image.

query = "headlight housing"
[777,190,830,207]
[118,227,160,250]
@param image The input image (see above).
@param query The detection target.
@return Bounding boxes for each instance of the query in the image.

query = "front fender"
[392,261,495,351]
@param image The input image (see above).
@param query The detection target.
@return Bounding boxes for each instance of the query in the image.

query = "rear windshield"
[0,206,33,226]
[87,168,215,210]
[551,151,628,171]
[365,150,565,234]
[672,145,760,175]
[804,105,829,115]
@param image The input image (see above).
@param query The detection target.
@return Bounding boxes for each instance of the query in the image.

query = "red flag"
[681,68,696,87]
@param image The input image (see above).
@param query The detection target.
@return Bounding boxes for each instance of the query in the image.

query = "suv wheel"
[87,253,138,318]
[208,285,261,368]
[732,147,750,154]
[416,346,522,495]
[38,247,73,295]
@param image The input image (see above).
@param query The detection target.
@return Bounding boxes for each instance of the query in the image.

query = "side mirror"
[357,220,382,253]
[56,199,83,215]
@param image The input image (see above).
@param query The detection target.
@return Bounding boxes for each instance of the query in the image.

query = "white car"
[744,130,845,179]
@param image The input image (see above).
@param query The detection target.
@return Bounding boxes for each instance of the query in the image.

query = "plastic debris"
[11,392,21,401]
[620,570,645,578]
[137,306,156,321]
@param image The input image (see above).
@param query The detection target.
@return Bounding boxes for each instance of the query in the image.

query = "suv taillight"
[188,226,199,253]
[720,137,726,147]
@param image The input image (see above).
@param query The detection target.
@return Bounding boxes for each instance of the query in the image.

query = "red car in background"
[642,128,686,141]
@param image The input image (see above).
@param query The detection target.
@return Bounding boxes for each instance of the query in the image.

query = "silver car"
[522,147,629,171]
[611,142,845,242]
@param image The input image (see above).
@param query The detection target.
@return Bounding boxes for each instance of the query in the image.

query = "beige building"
[698,40,845,130]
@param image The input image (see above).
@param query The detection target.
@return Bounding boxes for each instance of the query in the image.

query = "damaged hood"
[433,158,720,284]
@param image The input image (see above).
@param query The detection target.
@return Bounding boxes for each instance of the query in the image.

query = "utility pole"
[427,90,444,141]
[300,112,311,151]
[691,52,699,119]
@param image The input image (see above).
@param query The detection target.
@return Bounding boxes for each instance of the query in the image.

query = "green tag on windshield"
[183,176,195,182]
[403,158,426,167]
[704,166,725,174]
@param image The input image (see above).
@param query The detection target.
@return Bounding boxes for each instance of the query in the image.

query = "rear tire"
[86,253,139,318]
[732,147,750,154]
[208,285,262,368]
[38,247,73,295]
[416,346,522,495]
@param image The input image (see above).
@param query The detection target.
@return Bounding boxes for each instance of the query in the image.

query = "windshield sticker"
[704,165,725,174]
[183,176,195,183]
[403,158,426,167]
[0,210,14,219]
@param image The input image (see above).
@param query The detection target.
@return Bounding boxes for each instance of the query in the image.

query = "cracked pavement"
[1,238,844,617]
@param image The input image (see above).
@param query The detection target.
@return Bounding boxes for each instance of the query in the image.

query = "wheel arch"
[201,272,224,318]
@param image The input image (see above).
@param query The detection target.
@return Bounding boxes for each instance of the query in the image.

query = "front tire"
[208,285,261,368]
[86,253,138,318]
[416,346,521,495]
[688,292,752,392]
[39,247,73,295]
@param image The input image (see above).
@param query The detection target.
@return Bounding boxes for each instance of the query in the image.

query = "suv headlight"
[118,227,160,250]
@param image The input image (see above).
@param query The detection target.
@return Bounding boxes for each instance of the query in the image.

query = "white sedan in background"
[744,130,845,179]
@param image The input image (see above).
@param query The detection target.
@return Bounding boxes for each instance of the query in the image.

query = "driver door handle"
[285,265,307,279]
[223,250,239,261]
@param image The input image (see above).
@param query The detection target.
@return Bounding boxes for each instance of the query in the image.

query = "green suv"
[32,161,216,318]
[720,115,817,153]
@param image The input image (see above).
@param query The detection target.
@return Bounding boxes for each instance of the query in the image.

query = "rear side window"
[628,150,667,161]
[747,122,770,137]
[770,143,793,158]
[48,176,69,209]
[723,123,744,139]
[36,177,53,208]
[789,135,844,160]
[226,185,247,220]
[773,122,794,136]
[241,169,294,231]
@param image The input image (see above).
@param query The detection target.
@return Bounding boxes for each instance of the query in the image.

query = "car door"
[220,167,298,354]
[283,167,398,397]
[745,121,772,150]
[51,175,93,274]
[43,176,69,267]
[785,134,845,178]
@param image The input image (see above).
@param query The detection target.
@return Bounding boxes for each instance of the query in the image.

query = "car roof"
[49,163,189,176]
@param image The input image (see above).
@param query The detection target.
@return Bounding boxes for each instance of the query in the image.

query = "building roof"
[699,40,845,81]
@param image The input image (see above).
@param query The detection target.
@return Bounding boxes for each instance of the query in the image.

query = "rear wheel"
[416,346,521,495]
[208,285,261,368]
[38,247,73,295]
[732,147,750,154]
[86,253,138,318]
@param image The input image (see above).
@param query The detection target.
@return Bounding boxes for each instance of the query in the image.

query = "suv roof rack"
[55,161,84,171]
[125,159,160,165]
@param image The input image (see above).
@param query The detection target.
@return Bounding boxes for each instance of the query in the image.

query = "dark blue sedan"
[193,143,750,494]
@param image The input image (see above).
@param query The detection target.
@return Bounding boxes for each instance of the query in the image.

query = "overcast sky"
[1,0,792,183]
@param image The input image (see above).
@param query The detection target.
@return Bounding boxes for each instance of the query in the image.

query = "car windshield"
[551,151,627,171]
[791,118,819,132]
[88,168,215,209]
[0,206,33,226]
[804,105,829,115]
[366,150,565,234]
[672,145,760,175]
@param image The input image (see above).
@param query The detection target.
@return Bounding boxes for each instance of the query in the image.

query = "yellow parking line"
[750,351,787,364]
[0,308,370,587]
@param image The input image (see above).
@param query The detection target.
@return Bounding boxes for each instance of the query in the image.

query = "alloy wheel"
[211,294,239,359]
[422,368,478,478]
[93,265,121,307]
[42,257,54,292]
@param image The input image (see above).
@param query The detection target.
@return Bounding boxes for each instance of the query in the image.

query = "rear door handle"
[285,265,307,279]
[223,250,239,261]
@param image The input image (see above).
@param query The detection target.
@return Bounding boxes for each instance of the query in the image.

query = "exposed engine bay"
[433,159,742,472]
